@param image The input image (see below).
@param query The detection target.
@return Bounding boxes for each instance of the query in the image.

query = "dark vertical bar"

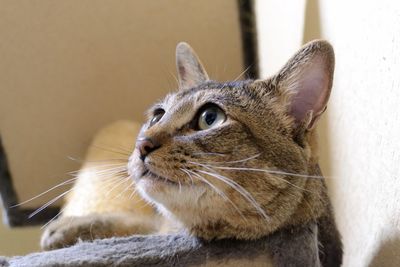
[237,0,259,79]
[0,137,60,227]
[0,136,19,225]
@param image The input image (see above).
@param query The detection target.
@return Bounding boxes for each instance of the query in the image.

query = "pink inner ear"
[176,42,209,89]
[178,65,186,77]
[289,60,330,127]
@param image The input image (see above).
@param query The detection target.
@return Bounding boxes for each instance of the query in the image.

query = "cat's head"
[128,40,334,239]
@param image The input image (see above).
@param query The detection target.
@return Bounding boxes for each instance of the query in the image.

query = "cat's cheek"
[136,178,182,213]
[136,178,206,210]
[136,176,173,202]
[127,151,144,179]
[135,179,160,205]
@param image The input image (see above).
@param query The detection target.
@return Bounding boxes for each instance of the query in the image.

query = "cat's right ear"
[176,42,209,89]
[258,40,335,130]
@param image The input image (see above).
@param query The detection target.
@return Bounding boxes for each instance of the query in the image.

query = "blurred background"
[1,1,399,266]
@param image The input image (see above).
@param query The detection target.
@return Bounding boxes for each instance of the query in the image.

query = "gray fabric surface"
[0,222,326,266]
[0,234,270,267]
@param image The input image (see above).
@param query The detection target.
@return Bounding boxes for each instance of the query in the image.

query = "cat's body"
[41,41,342,266]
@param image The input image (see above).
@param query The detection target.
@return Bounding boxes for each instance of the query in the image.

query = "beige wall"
[319,1,400,266]
[0,0,243,255]
[256,0,400,266]
[0,0,243,209]
[256,0,306,77]
[0,210,41,256]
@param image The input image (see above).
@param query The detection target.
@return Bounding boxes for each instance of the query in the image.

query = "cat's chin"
[133,180,174,213]
[142,170,179,186]
[136,174,207,216]
[137,174,177,194]
[137,175,204,198]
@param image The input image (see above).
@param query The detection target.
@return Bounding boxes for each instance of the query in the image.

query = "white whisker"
[67,156,128,164]
[191,161,315,193]
[191,152,226,157]
[233,65,252,81]
[29,189,71,219]
[92,144,131,156]
[197,168,269,220]
[68,163,126,175]
[105,176,131,196]
[181,168,247,221]
[112,178,135,200]
[222,153,261,164]
[41,208,64,229]
[128,181,139,200]
[180,168,195,185]
[189,159,323,179]
[10,178,77,208]
[86,166,128,177]
[210,166,324,179]
[96,142,133,154]
[197,153,261,165]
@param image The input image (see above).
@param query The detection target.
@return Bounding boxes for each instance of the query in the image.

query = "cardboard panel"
[0,1,243,210]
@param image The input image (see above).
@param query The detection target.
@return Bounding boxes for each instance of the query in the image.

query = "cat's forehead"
[160,80,259,110]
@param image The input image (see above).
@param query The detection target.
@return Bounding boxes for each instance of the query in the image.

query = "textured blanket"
[0,221,323,266]
[0,234,272,267]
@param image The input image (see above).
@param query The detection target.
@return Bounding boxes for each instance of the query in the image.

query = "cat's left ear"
[176,42,209,89]
[273,40,334,130]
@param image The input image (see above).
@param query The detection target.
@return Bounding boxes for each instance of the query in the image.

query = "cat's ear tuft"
[275,40,334,130]
[176,42,209,89]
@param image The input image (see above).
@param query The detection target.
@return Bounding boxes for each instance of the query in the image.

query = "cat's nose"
[136,138,160,161]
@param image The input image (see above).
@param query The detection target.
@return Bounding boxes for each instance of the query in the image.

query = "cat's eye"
[198,106,226,130]
[149,109,165,127]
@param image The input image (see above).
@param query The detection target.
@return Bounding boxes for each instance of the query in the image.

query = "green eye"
[150,109,165,126]
[198,106,226,130]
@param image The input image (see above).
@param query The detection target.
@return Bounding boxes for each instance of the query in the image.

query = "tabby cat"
[41,40,342,266]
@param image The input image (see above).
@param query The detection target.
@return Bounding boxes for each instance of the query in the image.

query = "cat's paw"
[40,213,158,250]
[40,215,113,250]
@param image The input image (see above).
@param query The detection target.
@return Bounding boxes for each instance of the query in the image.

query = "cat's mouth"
[141,169,178,185]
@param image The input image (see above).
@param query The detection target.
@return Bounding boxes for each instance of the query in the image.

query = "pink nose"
[136,138,158,160]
